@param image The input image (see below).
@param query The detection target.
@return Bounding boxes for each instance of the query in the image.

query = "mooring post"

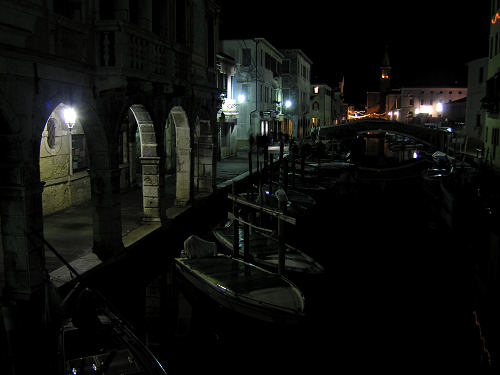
[283,156,289,194]
[243,211,250,262]
[279,134,285,187]
[278,214,285,275]
[290,139,296,189]
[269,154,274,194]
[300,144,305,181]
[232,182,239,258]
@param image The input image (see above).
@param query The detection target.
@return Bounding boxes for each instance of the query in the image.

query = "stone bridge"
[318,119,448,149]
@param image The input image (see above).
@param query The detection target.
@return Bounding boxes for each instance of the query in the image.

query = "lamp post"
[63,107,76,176]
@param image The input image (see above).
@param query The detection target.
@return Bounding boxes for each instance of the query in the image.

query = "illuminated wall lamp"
[63,107,77,176]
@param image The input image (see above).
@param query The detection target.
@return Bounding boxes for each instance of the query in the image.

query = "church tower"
[380,46,391,93]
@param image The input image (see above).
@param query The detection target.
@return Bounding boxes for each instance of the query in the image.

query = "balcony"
[95,20,190,84]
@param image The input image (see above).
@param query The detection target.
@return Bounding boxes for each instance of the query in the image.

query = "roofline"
[221,38,284,59]
[280,49,313,65]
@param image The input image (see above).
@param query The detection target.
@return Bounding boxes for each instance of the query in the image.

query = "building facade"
[310,82,346,127]
[221,38,284,150]
[281,49,313,138]
[0,0,221,300]
[216,51,238,158]
[399,87,467,124]
[311,84,333,127]
[465,57,488,142]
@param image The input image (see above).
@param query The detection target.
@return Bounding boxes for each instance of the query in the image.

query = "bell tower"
[380,46,391,93]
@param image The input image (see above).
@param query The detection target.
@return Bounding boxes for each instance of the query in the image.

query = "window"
[175,0,186,43]
[493,128,499,146]
[99,0,113,20]
[282,60,290,74]
[207,17,215,67]
[130,0,139,25]
[71,134,89,173]
[47,118,56,149]
[241,84,250,100]
[483,73,500,114]
[242,49,251,66]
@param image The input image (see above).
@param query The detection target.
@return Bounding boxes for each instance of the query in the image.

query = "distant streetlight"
[238,94,246,103]
[63,107,77,176]
[285,100,292,109]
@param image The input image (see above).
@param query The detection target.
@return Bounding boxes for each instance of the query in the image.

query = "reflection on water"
[141,172,477,374]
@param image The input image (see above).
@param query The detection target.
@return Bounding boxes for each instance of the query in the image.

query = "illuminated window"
[313,86,319,94]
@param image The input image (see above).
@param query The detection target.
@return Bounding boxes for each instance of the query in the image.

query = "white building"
[221,38,283,150]
[399,87,467,123]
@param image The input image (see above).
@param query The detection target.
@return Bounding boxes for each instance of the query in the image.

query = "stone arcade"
[0,0,221,301]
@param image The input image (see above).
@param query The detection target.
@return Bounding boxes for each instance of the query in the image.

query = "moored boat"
[174,235,305,325]
[59,288,167,375]
[213,220,324,275]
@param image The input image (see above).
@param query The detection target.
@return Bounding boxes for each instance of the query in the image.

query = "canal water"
[148,167,477,374]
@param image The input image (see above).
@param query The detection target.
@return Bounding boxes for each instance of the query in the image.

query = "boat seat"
[182,235,217,259]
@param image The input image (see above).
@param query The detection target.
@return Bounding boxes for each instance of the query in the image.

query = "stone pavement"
[43,150,274,286]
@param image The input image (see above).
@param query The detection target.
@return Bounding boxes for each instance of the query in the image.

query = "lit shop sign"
[492,12,500,24]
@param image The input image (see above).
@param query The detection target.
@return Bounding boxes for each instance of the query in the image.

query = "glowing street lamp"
[237,94,246,103]
[285,100,292,109]
[63,107,77,175]
[63,107,76,129]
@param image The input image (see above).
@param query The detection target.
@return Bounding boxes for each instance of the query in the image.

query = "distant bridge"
[318,119,447,149]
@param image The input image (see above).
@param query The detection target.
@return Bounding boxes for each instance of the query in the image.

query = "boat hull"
[175,255,305,325]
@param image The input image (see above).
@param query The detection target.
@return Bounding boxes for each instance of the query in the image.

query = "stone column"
[90,168,124,260]
[175,125,191,206]
[0,182,45,300]
[140,157,160,222]
[193,120,215,194]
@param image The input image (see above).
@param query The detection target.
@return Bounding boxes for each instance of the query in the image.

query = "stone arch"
[39,102,91,215]
[129,104,160,222]
[36,93,124,261]
[167,106,191,206]
[36,96,112,172]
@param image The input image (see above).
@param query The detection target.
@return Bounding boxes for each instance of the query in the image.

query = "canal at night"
[80,134,480,374]
[152,149,476,373]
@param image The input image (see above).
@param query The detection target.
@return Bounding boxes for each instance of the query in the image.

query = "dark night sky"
[219,2,491,104]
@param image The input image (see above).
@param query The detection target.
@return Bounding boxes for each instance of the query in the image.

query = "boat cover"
[182,235,217,259]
